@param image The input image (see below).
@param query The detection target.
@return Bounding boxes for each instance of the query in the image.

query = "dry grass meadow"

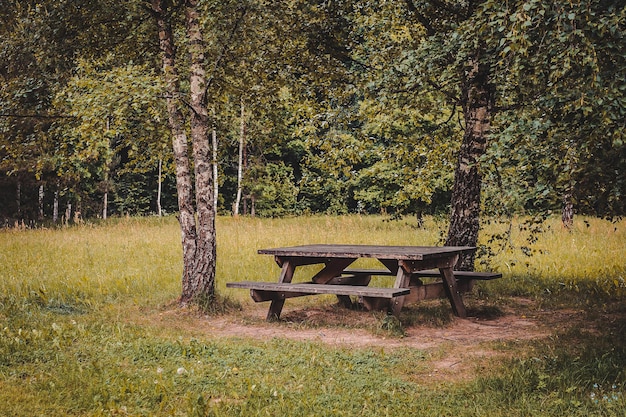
[1,215,624,416]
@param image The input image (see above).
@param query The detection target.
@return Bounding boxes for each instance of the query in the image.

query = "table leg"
[390,267,412,317]
[267,260,295,321]
[440,267,467,318]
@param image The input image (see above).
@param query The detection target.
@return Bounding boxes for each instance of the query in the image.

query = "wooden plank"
[343,268,393,276]
[237,275,372,303]
[403,280,475,304]
[259,245,475,261]
[329,275,371,286]
[411,269,502,280]
[227,281,410,298]
[273,256,331,267]
[250,289,310,302]
[343,268,501,280]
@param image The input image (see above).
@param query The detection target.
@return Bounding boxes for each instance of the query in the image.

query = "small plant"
[380,313,405,337]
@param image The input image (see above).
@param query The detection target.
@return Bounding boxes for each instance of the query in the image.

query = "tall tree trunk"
[65,202,71,226]
[212,111,218,217]
[53,188,59,223]
[562,190,574,229]
[102,179,108,220]
[38,184,44,221]
[562,143,576,229]
[184,0,216,302]
[16,180,21,219]
[151,0,198,300]
[157,158,163,217]
[234,99,245,216]
[445,53,494,271]
[102,117,110,220]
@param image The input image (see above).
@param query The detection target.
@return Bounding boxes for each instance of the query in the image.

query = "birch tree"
[150,0,219,304]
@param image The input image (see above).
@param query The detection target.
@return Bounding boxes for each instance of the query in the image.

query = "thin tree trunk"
[184,0,216,302]
[212,111,218,217]
[445,53,494,271]
[103,185,108,220]
[53,188,59,223]
[562,144,576,229]
[234,99,245,216]
[157,158,163,217]
[103,117,110,220]
[562,191,574,229]
[151,0,198,300]
[16,180,21,219]
[65,202,71,226]
[38,184,44,221]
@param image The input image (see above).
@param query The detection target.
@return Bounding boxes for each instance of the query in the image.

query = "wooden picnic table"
[227,244,501,321]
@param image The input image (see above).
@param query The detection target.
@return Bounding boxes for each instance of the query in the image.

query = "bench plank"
[412,269,502,280]
[226,281,409,299]
[343,268,501,280]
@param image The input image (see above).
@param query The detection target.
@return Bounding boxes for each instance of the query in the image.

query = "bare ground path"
[133,297,616,382]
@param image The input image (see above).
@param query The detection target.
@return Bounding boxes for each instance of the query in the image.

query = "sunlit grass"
[1,215,624,310]
[0,214,625,416]
[0,217,182,309]
[479,216,626,299]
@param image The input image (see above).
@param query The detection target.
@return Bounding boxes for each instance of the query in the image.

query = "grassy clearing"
[0,215,625,416]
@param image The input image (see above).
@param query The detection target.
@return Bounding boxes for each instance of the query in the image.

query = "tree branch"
[404,0,436,36]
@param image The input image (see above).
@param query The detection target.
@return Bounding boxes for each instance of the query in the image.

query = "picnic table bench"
[227,244,501,321]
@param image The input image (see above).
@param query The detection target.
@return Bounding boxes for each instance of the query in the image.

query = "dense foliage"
[1,0,624,224]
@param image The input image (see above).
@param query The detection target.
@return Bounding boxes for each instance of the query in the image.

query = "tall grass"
[0,215,625,416]
[0,217,182,309]
[478,216,626,299]
[1,215,624,309]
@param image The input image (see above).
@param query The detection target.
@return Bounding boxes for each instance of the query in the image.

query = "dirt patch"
[138,297,603,383]
[146,298,563,350]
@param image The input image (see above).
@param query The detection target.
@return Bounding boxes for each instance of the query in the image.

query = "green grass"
[0,215,625,416]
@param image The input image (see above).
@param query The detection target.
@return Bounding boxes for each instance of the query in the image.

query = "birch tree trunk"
[445,54,494,271]
[103,117,110,220]
[157,158,163,217]
[53,186,59,223]
[151,0,198,299]
[38,184,44,221]
[212,113,218,217]
[65,202,71,226]
[184,0,216,302]
[234,99,245,216]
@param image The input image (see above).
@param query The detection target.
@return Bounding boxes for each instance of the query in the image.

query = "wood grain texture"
[258,244,475,261]
[227,281,410,298]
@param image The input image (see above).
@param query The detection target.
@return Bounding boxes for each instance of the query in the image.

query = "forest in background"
[1,0,625,225]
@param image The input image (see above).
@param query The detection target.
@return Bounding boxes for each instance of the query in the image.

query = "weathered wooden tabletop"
[258,244,475,261]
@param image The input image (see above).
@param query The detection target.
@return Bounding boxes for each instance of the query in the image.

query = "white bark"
[53,186,59,223]
[212,118,218,217]
[234,99,245,216]
[157,158,163,216]
[38,184,44,220]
